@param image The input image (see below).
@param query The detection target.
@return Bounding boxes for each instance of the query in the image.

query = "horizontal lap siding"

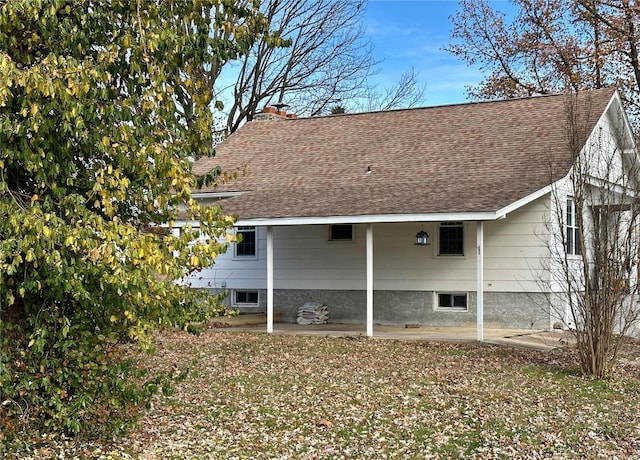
[183,227,268,289]
[274,225,366,289]
[373,222,476,290]
[187,195,551,293]
[484,196,549,292]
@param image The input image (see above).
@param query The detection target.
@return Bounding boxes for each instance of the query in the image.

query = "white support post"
[476,221,484,342]
[267,225,274,334]
[366,223,374,337]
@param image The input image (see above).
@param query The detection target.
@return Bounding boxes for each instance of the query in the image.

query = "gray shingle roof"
[193,88,615,220]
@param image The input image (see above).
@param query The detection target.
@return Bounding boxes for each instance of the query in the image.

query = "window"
[329,224,353,241]
[566,198,581,255]
[235,226,256,257]
[437,293,468,311]
[439,222,464,255]
[234,290,259,305]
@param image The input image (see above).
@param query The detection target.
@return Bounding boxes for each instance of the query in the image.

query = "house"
[183,87,638,339]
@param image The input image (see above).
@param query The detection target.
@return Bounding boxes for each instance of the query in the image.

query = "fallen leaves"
[10,329,640,458]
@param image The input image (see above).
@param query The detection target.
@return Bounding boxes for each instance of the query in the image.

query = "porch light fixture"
[415,230,430,246]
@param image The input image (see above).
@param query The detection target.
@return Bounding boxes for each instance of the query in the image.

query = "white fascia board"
[191,191,246,199]
[495,184,555,219]
[585,175,638,199]
[235,212,497,227]
[608,91,637,152]
[495,91,630,219]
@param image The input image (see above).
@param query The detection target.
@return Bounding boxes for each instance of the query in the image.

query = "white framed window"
[436,292,468,311]
[439,222,464,255]
[235,226,257,257]
[566,198,581,256]
[234,290,259,305]
[329,224,354,242]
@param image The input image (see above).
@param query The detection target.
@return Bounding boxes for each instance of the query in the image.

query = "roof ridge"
[282,87,616,121]
[195,87,619,220]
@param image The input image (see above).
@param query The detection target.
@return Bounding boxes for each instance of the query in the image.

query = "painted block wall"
[271,289,549,329]
[210,287,550,329]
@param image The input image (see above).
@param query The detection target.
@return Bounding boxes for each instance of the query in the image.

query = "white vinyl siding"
[482,196,549,292]
[274,225,365,289]
[182,226,267,290]
[185,195,550,294]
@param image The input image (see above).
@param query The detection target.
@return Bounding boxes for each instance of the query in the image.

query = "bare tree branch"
[448,0,640,129]
[224,0,375,131]
[543,92,640,377]
[358,68,427,112]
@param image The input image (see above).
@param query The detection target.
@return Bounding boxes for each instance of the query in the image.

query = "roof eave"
[191,191,247,199]
[235,212,499,227]
[495,184,555,219]
[192,187,558,226]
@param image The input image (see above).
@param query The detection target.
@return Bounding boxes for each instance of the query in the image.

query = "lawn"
[18,329,640,458]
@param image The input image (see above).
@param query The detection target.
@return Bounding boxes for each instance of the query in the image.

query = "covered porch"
[258,220,491,341]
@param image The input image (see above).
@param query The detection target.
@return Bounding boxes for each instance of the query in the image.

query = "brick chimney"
[253,104,296,121]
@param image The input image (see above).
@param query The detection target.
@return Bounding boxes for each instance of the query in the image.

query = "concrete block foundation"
[235,289,551,330]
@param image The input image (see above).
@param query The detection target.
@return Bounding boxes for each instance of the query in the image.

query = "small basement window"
[234,290,259,305]
[329,224,354,241]
[436,293,468,311]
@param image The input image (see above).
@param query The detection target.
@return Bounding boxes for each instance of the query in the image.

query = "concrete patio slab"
[216,321,572,352]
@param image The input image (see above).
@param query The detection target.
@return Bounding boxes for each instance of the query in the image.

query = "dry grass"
[17,329,640,458]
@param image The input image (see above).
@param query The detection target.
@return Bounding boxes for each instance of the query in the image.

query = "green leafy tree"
[0,0,264,443]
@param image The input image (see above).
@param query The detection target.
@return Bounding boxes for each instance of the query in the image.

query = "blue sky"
[215,1,516,114]
[364,1,513,107]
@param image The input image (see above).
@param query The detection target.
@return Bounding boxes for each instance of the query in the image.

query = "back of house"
[183,88,637,334]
